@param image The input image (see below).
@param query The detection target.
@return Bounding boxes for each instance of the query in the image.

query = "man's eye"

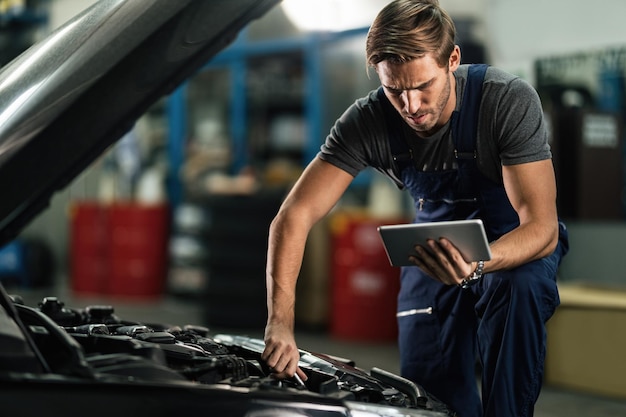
[387,88,402,96]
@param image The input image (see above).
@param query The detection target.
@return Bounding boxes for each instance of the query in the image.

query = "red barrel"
[70,202,108,295]
[70,202,169,299]
[107,204,169,298]
[329,212,403,342]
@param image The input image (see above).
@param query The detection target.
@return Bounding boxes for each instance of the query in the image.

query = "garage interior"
[2,1,626,416]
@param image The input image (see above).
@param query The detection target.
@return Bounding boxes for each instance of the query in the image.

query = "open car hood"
[0,0,279,246]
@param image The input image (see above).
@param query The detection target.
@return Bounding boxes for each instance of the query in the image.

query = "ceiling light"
[281,0,381,32]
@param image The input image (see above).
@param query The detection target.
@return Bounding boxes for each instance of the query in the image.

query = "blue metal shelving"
[165,27,370,208]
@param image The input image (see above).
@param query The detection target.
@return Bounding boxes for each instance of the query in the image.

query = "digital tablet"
[377,219,492,267]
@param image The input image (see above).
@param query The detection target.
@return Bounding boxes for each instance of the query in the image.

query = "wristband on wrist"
[459,260,485,289]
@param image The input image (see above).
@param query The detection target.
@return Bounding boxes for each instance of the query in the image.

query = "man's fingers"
[272,366,307,383]
[296,367,308,382]
[262,345,302,378]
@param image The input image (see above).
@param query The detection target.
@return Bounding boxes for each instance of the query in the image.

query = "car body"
[0,1,453,416]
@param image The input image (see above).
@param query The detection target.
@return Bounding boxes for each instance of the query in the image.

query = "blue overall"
[377,65,569,417]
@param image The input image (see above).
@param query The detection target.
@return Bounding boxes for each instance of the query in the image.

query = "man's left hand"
[409,238,475,286]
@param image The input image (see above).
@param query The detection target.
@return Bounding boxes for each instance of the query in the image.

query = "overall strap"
[377,86,412,168]
[454,64,489,159]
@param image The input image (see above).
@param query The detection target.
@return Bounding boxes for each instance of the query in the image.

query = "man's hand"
[409,237,476,286]
[262,322,308,382]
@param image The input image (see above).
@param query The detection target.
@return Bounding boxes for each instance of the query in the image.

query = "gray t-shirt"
[318,65,551,188]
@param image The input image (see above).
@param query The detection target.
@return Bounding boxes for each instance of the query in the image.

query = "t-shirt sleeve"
[318,91,392,177]
[489,76,551,166]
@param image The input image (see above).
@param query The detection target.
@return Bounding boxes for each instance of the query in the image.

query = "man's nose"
[402,90,421,114]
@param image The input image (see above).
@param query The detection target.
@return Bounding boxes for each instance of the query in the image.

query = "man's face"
[377,52,458,137]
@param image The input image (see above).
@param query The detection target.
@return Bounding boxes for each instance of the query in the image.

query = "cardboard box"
[545,284,626,399]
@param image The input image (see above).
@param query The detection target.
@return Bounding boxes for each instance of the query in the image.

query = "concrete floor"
[10,286,626,417]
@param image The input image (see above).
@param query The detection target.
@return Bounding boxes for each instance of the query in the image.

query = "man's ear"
[449,45,461,71]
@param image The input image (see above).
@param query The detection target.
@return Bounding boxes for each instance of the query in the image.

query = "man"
[261,1,569,416]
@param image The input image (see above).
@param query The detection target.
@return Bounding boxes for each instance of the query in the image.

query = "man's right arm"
[262,157,354,380]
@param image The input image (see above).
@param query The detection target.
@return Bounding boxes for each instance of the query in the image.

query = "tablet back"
[377,219,492,267]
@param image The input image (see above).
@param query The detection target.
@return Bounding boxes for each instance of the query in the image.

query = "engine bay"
[0,291,453,416]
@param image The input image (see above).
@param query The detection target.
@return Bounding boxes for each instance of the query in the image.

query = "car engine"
[0,291,454,416]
